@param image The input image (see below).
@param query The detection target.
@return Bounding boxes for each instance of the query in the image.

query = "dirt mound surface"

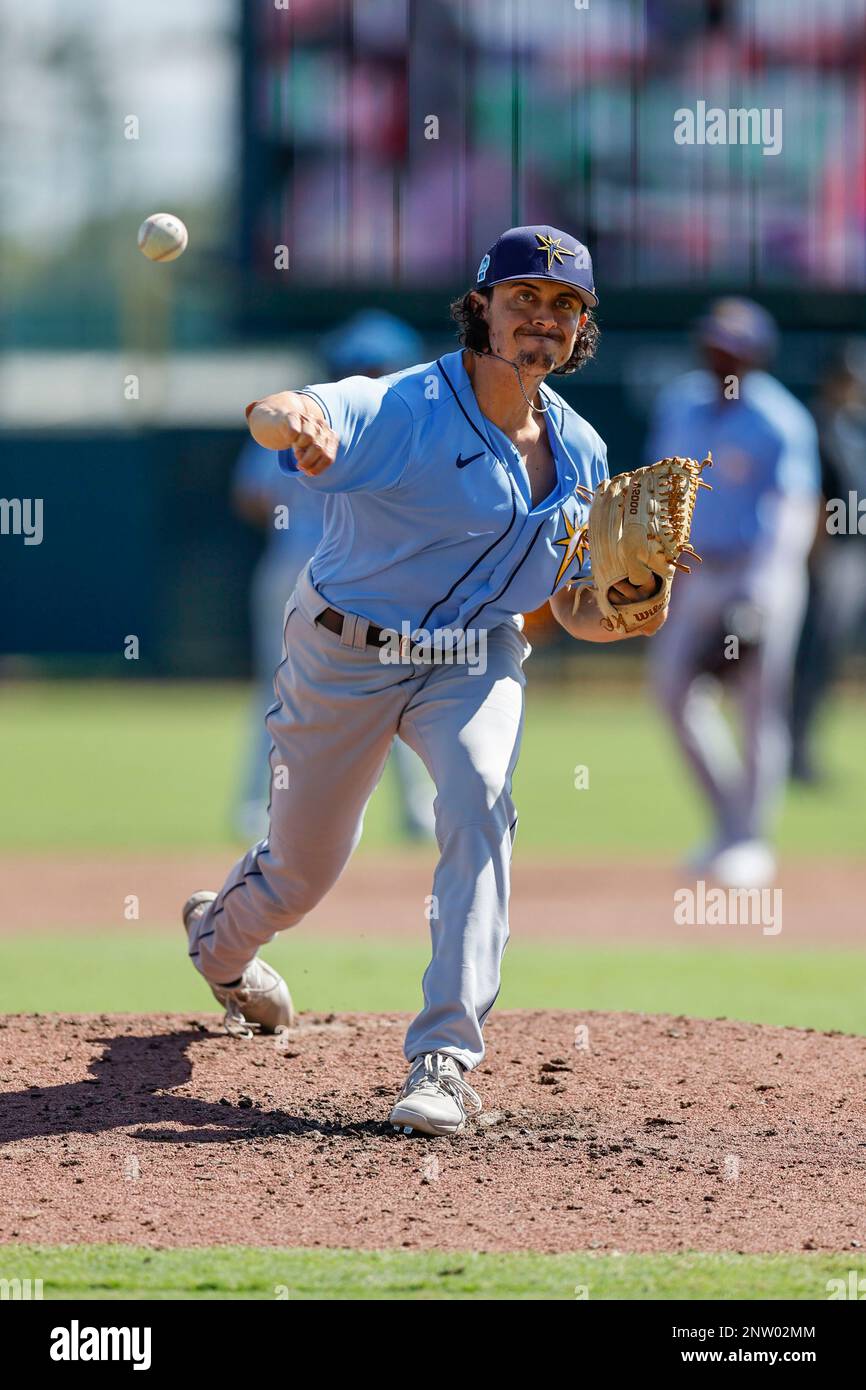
[1,1011,864,1254]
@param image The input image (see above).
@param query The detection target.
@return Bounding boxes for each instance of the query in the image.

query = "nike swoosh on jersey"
[455,451,484,469]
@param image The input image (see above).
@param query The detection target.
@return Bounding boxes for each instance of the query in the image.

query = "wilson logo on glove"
[570,454,713,636]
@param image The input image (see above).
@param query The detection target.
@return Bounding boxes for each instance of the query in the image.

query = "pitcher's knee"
[435,785,515,842]
[270,873,340,924]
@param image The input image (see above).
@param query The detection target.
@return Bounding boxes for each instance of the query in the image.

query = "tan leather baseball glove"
[572,454,713,635]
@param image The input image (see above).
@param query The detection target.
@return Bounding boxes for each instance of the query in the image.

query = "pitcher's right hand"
[246,392,339,476]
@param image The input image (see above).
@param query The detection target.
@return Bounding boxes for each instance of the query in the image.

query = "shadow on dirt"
[0,1028,397,1146]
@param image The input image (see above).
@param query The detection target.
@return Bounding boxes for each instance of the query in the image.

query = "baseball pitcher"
[183,225,708,1136]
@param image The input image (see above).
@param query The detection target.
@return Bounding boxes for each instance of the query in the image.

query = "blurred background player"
[232,309,436,843]
[646,299,821,887]
[791,340,866,783]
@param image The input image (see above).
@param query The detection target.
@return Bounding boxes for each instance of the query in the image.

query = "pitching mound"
[1,1011,864,1254]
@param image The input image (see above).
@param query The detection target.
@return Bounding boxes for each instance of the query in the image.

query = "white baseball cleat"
[707,840,777,890]
[182,891,294,1038]
[389,1052,483,1137]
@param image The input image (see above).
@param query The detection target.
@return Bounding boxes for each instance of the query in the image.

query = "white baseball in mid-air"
[137,212,188,262]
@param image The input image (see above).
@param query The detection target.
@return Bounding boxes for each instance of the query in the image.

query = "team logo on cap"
[535,231,577,271]
[476,253,491,283]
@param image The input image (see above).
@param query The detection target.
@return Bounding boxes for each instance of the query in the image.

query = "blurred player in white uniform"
[232,310,436,843]
[646,299,821,886]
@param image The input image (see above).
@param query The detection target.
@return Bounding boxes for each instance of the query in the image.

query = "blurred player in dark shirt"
[791,340,866,783]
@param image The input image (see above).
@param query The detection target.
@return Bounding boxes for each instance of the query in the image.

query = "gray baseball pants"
[191,562,530,1071]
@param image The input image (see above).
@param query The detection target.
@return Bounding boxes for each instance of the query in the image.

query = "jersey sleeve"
[774,408,821,500]
[744,408,821,566]
[277,376,414,494]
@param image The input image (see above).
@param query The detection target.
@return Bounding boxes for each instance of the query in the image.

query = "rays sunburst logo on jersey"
[553,508,589,587]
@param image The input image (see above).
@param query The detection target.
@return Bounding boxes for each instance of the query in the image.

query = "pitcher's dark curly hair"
[450,287,600,374]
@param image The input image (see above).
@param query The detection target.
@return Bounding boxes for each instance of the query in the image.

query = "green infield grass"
[0,680,862,854]
[1,934,862,1035]
[0,1244,860,1300]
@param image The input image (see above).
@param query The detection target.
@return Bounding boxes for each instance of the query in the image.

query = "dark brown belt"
[315,606,388,647]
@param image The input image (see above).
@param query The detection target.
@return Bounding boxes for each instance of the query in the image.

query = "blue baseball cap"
[475,224,598,309]
[696,298,778,363]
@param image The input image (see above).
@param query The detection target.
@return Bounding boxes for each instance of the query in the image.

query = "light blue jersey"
[278,348,608,632]
[646,369,820,556]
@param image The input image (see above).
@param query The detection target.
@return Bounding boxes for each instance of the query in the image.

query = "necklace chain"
[469,347,555,415]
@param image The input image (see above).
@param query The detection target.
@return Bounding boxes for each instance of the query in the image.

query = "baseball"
[137,212,189,262]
